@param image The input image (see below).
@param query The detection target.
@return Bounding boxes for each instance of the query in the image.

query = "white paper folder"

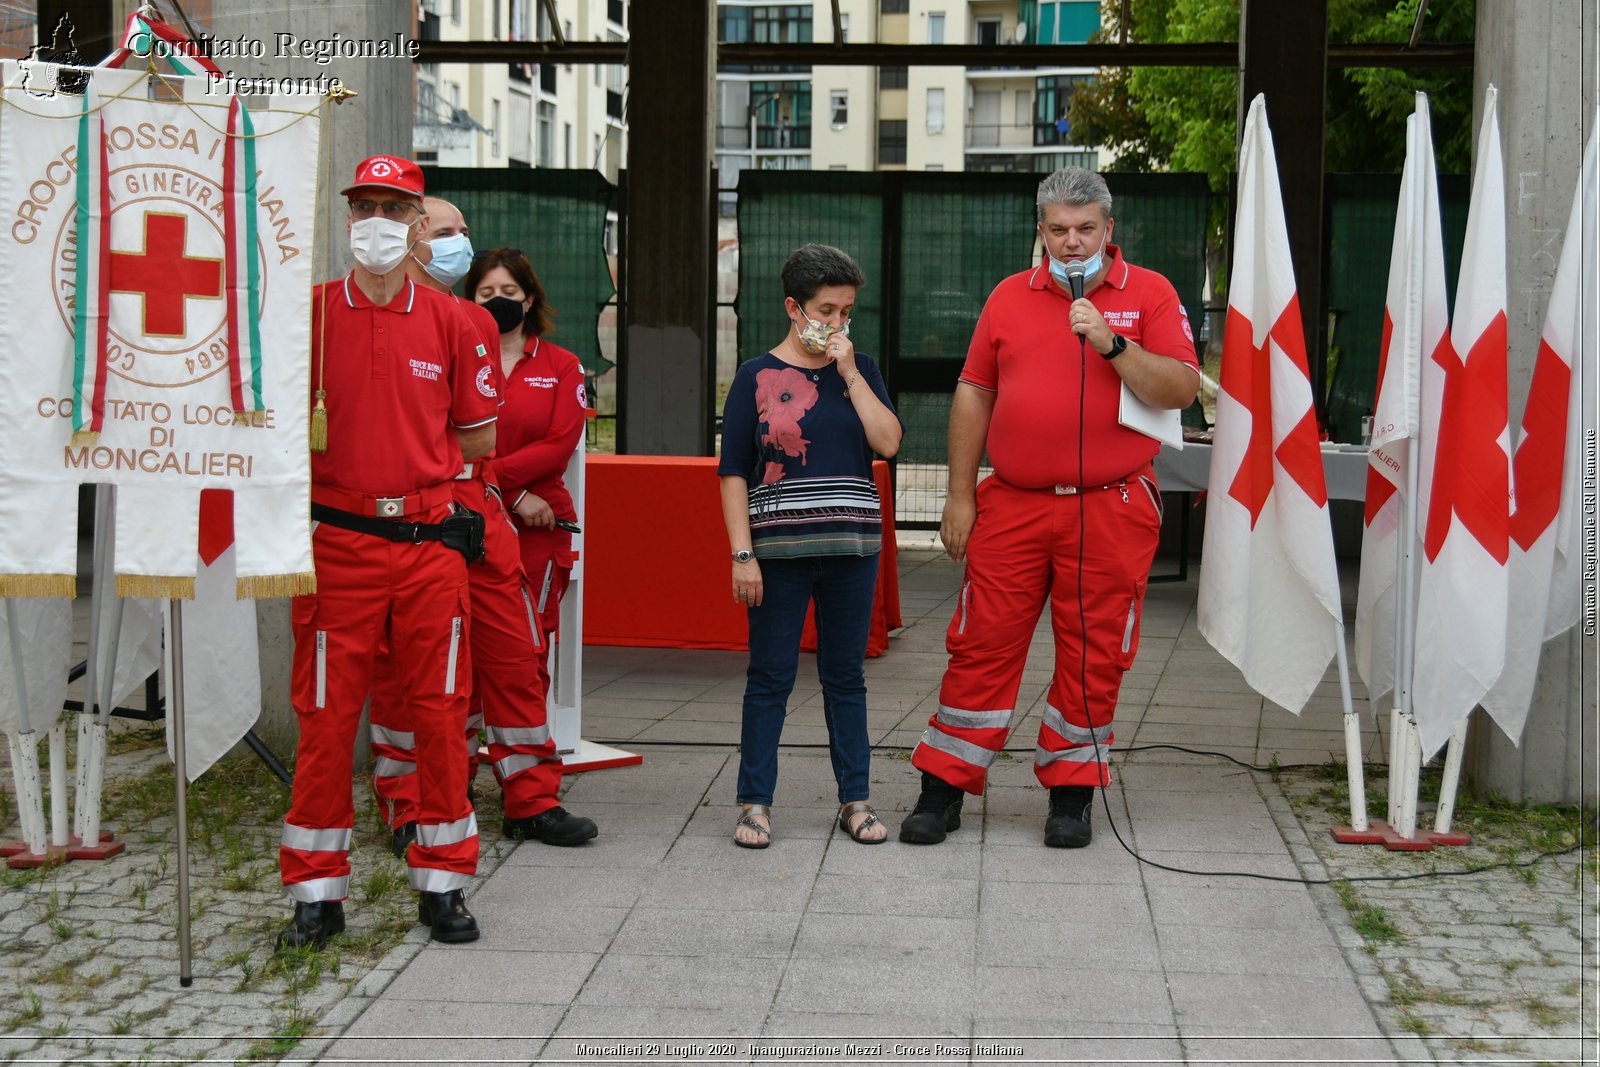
[1118,381,1184,449]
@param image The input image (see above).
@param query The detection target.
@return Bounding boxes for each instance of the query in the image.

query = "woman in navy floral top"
[717,244,903,849]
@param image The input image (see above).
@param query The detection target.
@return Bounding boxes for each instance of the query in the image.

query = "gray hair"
[1036,166,1113,223]
[780,243,867,306]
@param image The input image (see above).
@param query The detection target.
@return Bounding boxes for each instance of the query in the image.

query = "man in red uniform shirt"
[900,166,1200,849]
[277,157,496,950]
[369,199,596,856]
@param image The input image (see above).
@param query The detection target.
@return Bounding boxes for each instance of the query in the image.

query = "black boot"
[390,821,418,861]
[898,771,965,845]
[418,890,480,943]
[1044,785,1095,848]
[503,806,598,846]
[275,901,345,951]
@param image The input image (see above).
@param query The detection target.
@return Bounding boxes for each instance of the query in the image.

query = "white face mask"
[349,216,413,275]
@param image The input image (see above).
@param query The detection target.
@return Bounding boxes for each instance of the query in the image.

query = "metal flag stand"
[168,597,193,986]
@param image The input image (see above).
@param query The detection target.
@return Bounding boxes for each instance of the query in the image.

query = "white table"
[1150,442,1370,581]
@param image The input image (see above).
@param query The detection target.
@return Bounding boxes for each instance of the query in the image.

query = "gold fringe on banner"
[0,574,76,598]
[236,572,317,600]
[69,429,99,448]
[115,575,196,600]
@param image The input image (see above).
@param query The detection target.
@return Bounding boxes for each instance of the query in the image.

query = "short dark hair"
[780,243,866,307]
[462,247,554,337]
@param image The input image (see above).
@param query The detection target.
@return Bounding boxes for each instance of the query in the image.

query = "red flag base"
[65,833,125,861]
[4,844,70,869]
[1331,821,1472,851]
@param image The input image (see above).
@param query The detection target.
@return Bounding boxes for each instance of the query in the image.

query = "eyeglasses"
[348,198,422,222]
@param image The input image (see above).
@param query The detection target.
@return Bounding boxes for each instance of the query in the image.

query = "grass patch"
[1337,883,1404,944]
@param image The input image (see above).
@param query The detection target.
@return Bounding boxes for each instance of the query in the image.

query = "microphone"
[1064,258,1087,300]
[1064,258,1087,354]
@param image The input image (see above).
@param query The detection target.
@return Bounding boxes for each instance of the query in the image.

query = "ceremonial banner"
[1412,87,1511,760]
[1198,95,1343,714]
[0,62,320,599]
[1481,114,1597,743]
[0,599,72,735]
[1354,94,1451,706]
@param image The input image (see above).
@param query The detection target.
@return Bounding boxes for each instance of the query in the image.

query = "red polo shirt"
[310,274,498,495]
[455,296,505,455]
[960,244,1198,488]
[494,336,586,521]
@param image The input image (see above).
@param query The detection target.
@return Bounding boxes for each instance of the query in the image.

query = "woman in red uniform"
[462,249,587,714]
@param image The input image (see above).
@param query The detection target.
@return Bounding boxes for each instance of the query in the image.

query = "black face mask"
[480,295,526,334]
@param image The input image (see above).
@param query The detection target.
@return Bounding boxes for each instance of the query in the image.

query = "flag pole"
[1332,622,1368,831]
[73,485,111,843]
[48,721,67,848]
[1430,726,1471,842]
[168,597,193,986]
[5,606,46,858]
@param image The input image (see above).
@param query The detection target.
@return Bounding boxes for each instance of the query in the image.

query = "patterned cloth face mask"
[795,314,849,355]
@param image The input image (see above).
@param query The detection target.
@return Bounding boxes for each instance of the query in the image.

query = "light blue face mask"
[424,232,474,286]
[1048,246,1104,291]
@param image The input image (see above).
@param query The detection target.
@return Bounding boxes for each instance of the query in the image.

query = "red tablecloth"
[582,456,901,656]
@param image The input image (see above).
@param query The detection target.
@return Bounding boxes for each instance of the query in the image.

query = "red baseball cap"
[342,155,425,198]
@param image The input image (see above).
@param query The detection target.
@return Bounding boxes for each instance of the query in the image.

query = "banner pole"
[74,485,113,841]
[5,606,44,856]
[1433,726,1468,835]
[169,598,193,986]
[48,721,67,847]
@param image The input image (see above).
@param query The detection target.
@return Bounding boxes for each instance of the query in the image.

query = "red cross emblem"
[108,211,224,338]
[1508,337,1570,551]
[1422,314,1509,564]
[1220,296,1328,528]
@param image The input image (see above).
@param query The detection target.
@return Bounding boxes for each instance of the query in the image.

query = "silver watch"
[732,549,755,563]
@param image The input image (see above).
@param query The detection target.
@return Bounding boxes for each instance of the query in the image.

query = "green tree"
[1069,0,1476,190]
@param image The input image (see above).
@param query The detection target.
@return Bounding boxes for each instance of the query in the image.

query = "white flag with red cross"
[1198,95,1343,714]
[1481,113,1597,742]
[1411,86,1511,760]
[1354,94,1451,707]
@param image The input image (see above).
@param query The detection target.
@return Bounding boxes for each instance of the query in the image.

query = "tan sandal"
[734,804,771,849]
[838,801,888,844]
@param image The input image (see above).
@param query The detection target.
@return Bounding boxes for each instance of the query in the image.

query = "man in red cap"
[367,196,597,859]
[277,155,497,950]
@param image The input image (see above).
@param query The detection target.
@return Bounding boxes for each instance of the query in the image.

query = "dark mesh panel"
[735,171,885,365]
[1104,172,1210,347]
[898,172,1038,365]
[1323,173,1469,442]
[422,168,617,374]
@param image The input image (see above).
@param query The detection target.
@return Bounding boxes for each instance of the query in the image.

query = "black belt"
[311,503,485,562]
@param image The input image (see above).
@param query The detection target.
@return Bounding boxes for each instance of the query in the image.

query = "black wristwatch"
[1103,333,1128,360]
[732,549,755,563]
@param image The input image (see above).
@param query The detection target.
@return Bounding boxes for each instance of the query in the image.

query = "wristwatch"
[732,549,755,563]
[1103,333,1128,360]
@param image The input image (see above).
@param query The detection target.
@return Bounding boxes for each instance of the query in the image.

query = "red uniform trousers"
[281,490,479,901]
[913,468,1163,793]
[370,476,564,824]
[518,525,571,705]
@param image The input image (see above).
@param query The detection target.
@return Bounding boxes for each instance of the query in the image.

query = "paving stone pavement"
[0,545,1593,1065]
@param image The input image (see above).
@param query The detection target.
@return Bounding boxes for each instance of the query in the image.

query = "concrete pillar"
[1238,0,1328,391]
[201,1,414,754]
[1466,0,1597,805]
[619,2,714,456]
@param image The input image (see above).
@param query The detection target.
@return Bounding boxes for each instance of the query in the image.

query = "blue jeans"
[737,552,881,806]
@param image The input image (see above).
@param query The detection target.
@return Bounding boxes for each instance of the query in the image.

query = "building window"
[927,12,945,44]
[1015,89,1030,127]
[975,17,1001,45]
[926,87,944,134]
[537,102,555,167]
[1035,75,1091,145]
[491,0,500,40]
[839,13,849,42]
[830,90,848,129]
[878,119,907,164]
[1036,1,1100,45]
[881,65,907,90]
[926,163,944,171]
[450,0,460,25]
[881,0,909,12]
[491,99,501,157]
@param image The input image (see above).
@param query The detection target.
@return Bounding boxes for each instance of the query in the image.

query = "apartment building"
[714,0,1101,197]
[415,0,628,180]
